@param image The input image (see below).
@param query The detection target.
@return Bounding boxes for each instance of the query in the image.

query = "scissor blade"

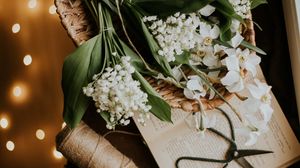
[237,149,273,158]
[235,157,254,168]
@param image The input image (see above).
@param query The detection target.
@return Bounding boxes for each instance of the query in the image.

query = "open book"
[134,68,300,168]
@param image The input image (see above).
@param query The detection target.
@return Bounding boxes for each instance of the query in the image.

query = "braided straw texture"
[55,0,256,112]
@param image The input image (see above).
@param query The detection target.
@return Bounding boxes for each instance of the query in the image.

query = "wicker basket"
[55,0,256,112]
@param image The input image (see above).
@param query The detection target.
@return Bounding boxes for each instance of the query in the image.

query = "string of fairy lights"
[0,0,65,161]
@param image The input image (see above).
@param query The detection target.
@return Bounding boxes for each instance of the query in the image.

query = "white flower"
[202,46,220,67]
[229,0,251,19]
[198,4,216,16]
[226,48,261,76]
[83,56,151,129]
[246,79,273,122]
[199,22,220,46]
[236,115,268,146]
[229,33,244,48]
[185,112,217,137]
[145,12,201,62]
[190,45,219,67]
[248,79,272,103]
[221,71,244,93]
[230,19,241,33]
[184,75,207,100]
[220,54,244,92]
[213,44,227,54]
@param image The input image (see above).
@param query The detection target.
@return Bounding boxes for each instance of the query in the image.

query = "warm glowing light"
[23,55,32,66]
[6,141,15,151]
[28,0,37,9]
[12,23,20,33]
[53,148,63,159]
[36,129,45,140]
[49,5,56,15]
[13,86,22,97]
[0,117,9,129]
[11,83,28,103]
[61,122,66,129]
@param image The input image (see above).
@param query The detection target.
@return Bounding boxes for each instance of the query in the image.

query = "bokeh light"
[36,129,45,140]
[23,54,32,66]
[12,23,20,33]
[10,83,29,103]
[0,117,9,129]
[48,5,56,15]
[52,147,63,159]
[13,86,22,97]
[28,0,37,9]
[6,141,15,151]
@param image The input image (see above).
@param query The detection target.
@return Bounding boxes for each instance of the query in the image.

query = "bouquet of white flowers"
[57,0,270,147]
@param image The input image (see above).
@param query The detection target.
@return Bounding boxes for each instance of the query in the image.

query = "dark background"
[0,0,299,168]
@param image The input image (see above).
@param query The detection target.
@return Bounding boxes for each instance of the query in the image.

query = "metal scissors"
[175,107,273,168]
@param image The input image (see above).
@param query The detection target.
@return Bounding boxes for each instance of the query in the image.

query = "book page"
[134,68,300,168]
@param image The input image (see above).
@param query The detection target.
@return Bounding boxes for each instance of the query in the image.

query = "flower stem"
[115,0,157,75]
[189,64,243,123]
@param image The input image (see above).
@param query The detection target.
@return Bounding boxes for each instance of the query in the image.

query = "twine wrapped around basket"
[55,0,256,112]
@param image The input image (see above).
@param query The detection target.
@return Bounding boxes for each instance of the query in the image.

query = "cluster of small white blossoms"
[143,5,221,65]
[143,13,201,62]
[229,0,251,19]
[83,56,151,129]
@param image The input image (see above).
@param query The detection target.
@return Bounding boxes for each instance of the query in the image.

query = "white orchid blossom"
[199,4,216,16]
[190,44,224,67]
[214,44,227,54]
[199,22,220,46]
[236,115,268,146]
[229,33,244,48]
[230,19,241,33]
[221,54,244,92]
[238,49,261,76]
[220,47,261,93]
[183,75,218,137]
[203,48,220,67]
[184,75,206,100]
[246,79,273,122]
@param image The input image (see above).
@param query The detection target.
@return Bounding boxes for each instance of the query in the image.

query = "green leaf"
[137,11,174,77]
[250,0,267,9]
[172,51,190,65]
[131,0,214,17]
[212,0,243,22]
[219,15,232,42]
[118,38,157,76]
[62,34,104,128]
[240,40,267,55]
[213,39,232,48]
[148,94,172,122]
[99,111,111,123]
[133,71,172,122]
